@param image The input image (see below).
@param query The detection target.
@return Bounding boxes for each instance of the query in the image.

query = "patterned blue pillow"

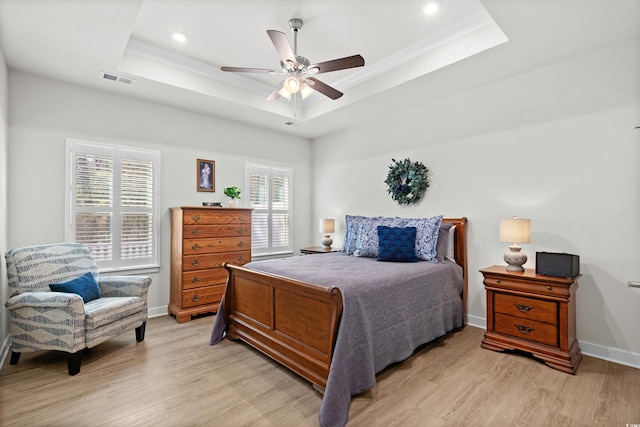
[50,272,101,303]
[353,216,403,258]
[400,215,443,262]
[377,226,418,262]
[342,215,367,255]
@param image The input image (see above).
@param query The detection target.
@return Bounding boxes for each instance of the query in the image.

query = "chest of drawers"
[480,265,581,374]
[169,207,252,323]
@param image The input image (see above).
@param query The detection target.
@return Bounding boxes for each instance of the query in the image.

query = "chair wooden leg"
[67,352,82,376]
[10,351,21,365]
[135,321,147,342]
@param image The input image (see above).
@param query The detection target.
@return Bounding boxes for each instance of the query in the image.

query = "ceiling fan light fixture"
[300,82,314,99]
[424,0,442,15]
[284,76,300,93]
[277,87,292,100]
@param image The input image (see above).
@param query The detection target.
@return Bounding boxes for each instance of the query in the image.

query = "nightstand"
[300,246,341,255]
[480,265,581,374]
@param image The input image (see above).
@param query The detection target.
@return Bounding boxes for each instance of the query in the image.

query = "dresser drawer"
[494,313,558,347]
[182,269,228,290]
[494,293,557,324]
[182,251,251,271]
[183,237,250,255]
[183,209,251,225]
[183,224,251,238]
[182,284,226,309]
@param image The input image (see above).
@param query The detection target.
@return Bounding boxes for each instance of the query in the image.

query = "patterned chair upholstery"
[5,242,152,375]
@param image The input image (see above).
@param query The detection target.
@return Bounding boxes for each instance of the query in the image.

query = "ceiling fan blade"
[220,66,283,74]
[308,54,365,74]
[305,77,343,100]
[267,30,298,70]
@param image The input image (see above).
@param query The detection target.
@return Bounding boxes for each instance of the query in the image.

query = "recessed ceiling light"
[172,31,189,43]
[424,0,442,15]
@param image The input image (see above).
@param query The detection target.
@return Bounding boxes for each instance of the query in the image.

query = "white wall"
[0,38,9,362]
[312,38,640,363]
[6,71,312,317]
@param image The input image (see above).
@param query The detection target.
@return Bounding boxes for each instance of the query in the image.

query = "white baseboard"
[465,314,486,329]
[148,305,168,318]
[465,314,640,370]
[579,340,640,369]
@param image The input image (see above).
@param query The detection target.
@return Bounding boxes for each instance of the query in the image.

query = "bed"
[210,216,468,427]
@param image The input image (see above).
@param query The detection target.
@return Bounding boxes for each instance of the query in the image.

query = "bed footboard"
[222,263,343,390]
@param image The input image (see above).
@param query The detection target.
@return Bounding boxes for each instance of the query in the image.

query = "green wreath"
[384,158,430,205]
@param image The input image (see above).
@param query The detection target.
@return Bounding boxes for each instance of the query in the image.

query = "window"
[245,163,293,256]
[65,138,160,273]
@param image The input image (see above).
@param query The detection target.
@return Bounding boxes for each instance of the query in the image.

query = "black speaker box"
[536,252,580,278]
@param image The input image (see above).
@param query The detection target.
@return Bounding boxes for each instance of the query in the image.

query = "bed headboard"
[443,217,468,323]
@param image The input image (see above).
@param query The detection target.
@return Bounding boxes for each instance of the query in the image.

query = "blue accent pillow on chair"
[50,272,101,303]
[377,226,418,262]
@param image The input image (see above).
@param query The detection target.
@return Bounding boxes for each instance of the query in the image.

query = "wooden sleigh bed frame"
[221,217,468,391]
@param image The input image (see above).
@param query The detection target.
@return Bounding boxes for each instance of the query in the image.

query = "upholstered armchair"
[5,242,151,375]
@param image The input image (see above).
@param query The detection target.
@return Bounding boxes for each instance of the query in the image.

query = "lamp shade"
[499,217,531,244]
[319,218,335,234]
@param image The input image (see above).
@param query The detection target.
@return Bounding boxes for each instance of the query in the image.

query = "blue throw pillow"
[377,226,418,262]
[50,272,101,303]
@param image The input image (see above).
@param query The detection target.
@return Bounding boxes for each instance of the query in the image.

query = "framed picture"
[197,159,215,192]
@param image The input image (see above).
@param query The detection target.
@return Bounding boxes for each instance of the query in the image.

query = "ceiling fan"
[221,18,365,101]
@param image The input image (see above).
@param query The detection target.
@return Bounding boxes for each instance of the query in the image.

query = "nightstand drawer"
[494,313,558,347]
[483,276,570,298]
[494,293,557,324]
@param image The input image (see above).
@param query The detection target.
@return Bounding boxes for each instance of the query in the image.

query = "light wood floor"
[1,315,639,427]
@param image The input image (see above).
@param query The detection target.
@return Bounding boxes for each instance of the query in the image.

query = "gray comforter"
[210,252,464,427]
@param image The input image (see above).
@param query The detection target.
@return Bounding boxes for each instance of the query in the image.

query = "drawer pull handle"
[238,241,244,247]
[547,285,552,290]
[514,303,534,313]
[192,243,200,250]
[192,229,200,235]
[515,324,534,334]
[191,259,200,266]
[238,256,244,261]
[191,277,200,284]
[191,294,200,302]
[192,215,200,222]
[496,279,501,284]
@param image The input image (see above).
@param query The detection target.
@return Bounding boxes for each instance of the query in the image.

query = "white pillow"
[446,225,456,261]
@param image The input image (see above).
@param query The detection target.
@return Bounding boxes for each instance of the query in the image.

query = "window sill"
[98,264,160,276]
[251,252,293,262]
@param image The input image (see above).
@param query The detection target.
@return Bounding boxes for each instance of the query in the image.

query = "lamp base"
[322,235,333,249]
[504,245,527,272]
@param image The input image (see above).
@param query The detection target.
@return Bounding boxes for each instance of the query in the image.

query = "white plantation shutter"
[74,153,113,260]
[246,163,293,255]
[66,139,160,272]
[121,159,154,259]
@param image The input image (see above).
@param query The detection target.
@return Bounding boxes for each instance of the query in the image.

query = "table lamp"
[320,218,335,248]
[499,216,531,272]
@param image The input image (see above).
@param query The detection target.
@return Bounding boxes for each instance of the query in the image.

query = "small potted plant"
[223,186,241,207]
